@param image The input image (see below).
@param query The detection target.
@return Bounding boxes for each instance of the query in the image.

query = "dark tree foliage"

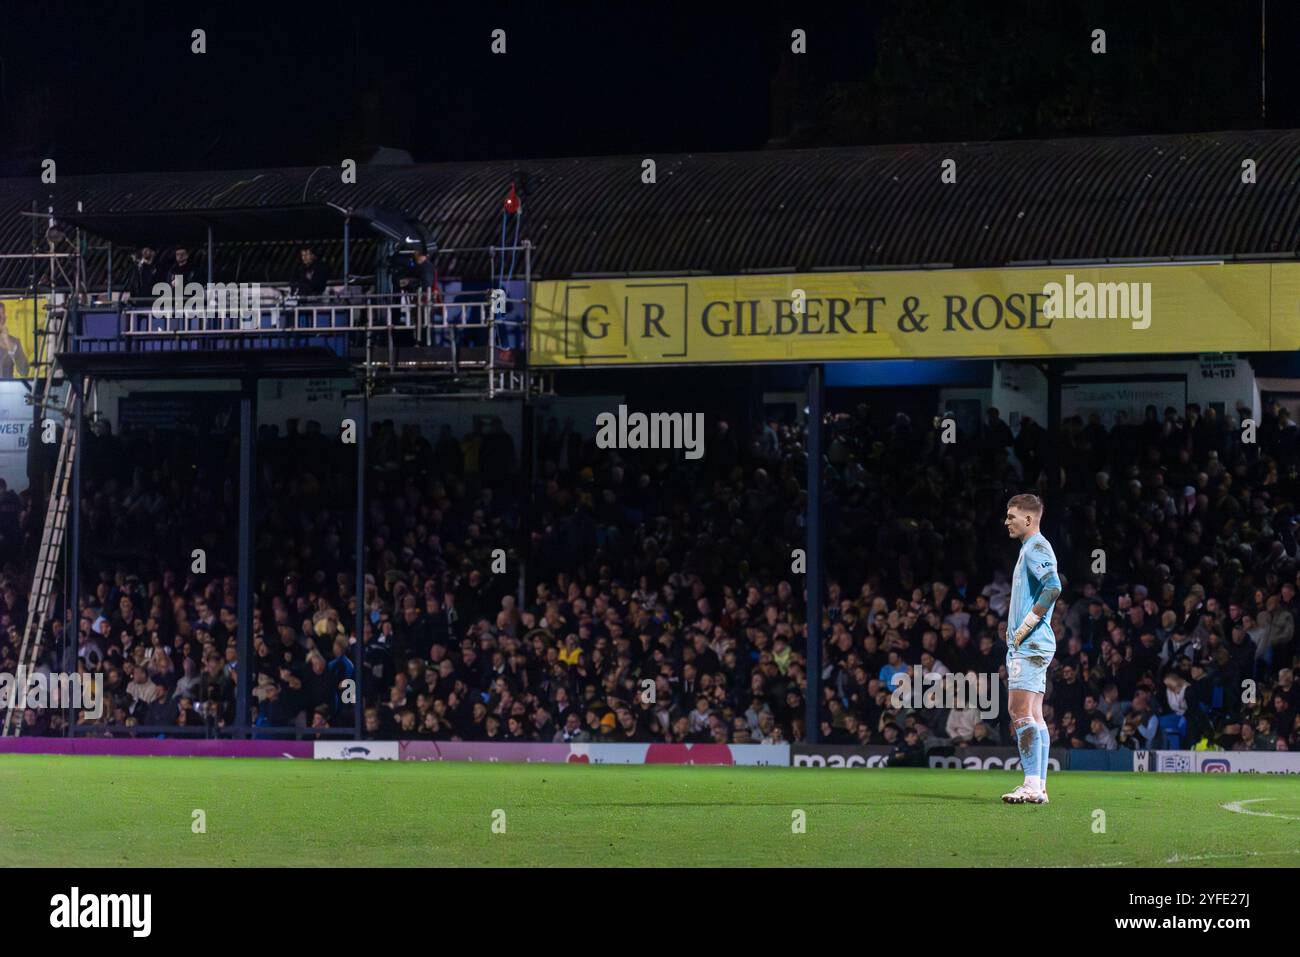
[775,0,1276,148]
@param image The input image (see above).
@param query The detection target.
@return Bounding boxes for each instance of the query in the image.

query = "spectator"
[292,247,329,297]
[127,246,160,299]
[7,394,1300,760]
[1085,714,1118,750]
[165,246,200,287]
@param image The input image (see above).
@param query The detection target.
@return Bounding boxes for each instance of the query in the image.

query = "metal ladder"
[1,295,78,737]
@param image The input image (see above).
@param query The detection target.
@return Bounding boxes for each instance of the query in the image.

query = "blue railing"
[69,281,528,359]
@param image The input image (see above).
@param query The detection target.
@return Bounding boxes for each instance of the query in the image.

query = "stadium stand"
[3,392,1299,754]
[3,130,1300,753]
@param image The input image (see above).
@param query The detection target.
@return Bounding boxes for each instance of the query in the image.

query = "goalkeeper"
[1000,493,1061,805]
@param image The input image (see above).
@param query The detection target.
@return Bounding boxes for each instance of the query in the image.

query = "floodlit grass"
[0,755,1296,867]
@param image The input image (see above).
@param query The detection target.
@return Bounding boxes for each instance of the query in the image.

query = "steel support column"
[353,389,367,740]
[235,379,256,736]
[67,378,83,737]
[804,363,824,745]
[343,217,351,297]
[517,398,533,607]
[1043,361,1063,544]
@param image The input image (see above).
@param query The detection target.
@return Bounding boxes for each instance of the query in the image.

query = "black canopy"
[50,203,429,249]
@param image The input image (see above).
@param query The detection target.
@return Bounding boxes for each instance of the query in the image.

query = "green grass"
[0,755,1296,867]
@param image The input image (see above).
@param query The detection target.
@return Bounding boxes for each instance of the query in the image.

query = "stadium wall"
[4,738,1297,773]
[88,378,522,440]
[993,356,1260,431]
[1136,750,1300,774]
[391,742,792,764]
[791,743,1073,770]
[0,738,312,758]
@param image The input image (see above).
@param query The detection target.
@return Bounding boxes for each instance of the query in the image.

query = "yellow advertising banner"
[0,296,40,380]
[531,263,1300,367]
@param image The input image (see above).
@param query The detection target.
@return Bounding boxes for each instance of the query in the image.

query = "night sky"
[1,0,1298,176]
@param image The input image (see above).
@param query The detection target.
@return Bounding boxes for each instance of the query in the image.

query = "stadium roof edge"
[45,203,429,247]
[2,127,1299,286]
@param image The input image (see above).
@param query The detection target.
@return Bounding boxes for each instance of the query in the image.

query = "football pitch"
[0,755,1296,868]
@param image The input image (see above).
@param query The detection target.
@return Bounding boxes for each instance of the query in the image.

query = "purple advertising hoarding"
[0,738,792,765]
[398,741,573,762]
[397,741,790,765]
[0,738,313,759]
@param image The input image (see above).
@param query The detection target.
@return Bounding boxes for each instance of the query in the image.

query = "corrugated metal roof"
[1,129,1298,289]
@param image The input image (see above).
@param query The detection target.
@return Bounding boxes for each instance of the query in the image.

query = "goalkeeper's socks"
[1036,722,1051,789]
[1014,718,1038,785]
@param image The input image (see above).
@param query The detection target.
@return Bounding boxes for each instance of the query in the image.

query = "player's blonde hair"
[1007,493,1043,516]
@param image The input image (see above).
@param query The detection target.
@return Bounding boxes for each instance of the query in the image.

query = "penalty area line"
[1219,797,1300,821]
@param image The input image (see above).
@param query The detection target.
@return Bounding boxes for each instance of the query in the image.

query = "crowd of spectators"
[2,391,1299,761]
[122,245,334,300]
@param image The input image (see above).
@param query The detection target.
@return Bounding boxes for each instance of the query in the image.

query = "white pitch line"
[1219,797,1300,821]
[1165,848,1300,864]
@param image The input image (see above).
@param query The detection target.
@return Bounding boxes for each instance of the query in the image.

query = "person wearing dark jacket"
[480,421,516,487]
[127,247,161,299]
[292,247,329,297]
[165,247,201,287]
[304,652,335,714]
[889,727,927,767]
[1227,626,1257,678]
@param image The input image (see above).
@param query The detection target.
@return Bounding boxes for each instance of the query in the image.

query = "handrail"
[113,297,526,336]
[59,240,534,390]
[72,292,531,383]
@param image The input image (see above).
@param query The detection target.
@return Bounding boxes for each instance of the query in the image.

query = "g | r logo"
[1202,759,1230,773]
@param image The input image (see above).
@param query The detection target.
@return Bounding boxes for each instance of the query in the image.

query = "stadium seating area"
[2,396,1299,755]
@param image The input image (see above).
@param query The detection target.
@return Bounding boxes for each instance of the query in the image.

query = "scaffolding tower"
[2,201,549,738]
[0,214,84,736]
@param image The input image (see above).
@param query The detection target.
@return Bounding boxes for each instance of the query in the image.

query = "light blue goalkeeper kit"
[1006,531,1060,693]
[1007,530,1060,788]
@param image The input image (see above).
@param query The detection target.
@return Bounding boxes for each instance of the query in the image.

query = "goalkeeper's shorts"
[1006,651,1050,693]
